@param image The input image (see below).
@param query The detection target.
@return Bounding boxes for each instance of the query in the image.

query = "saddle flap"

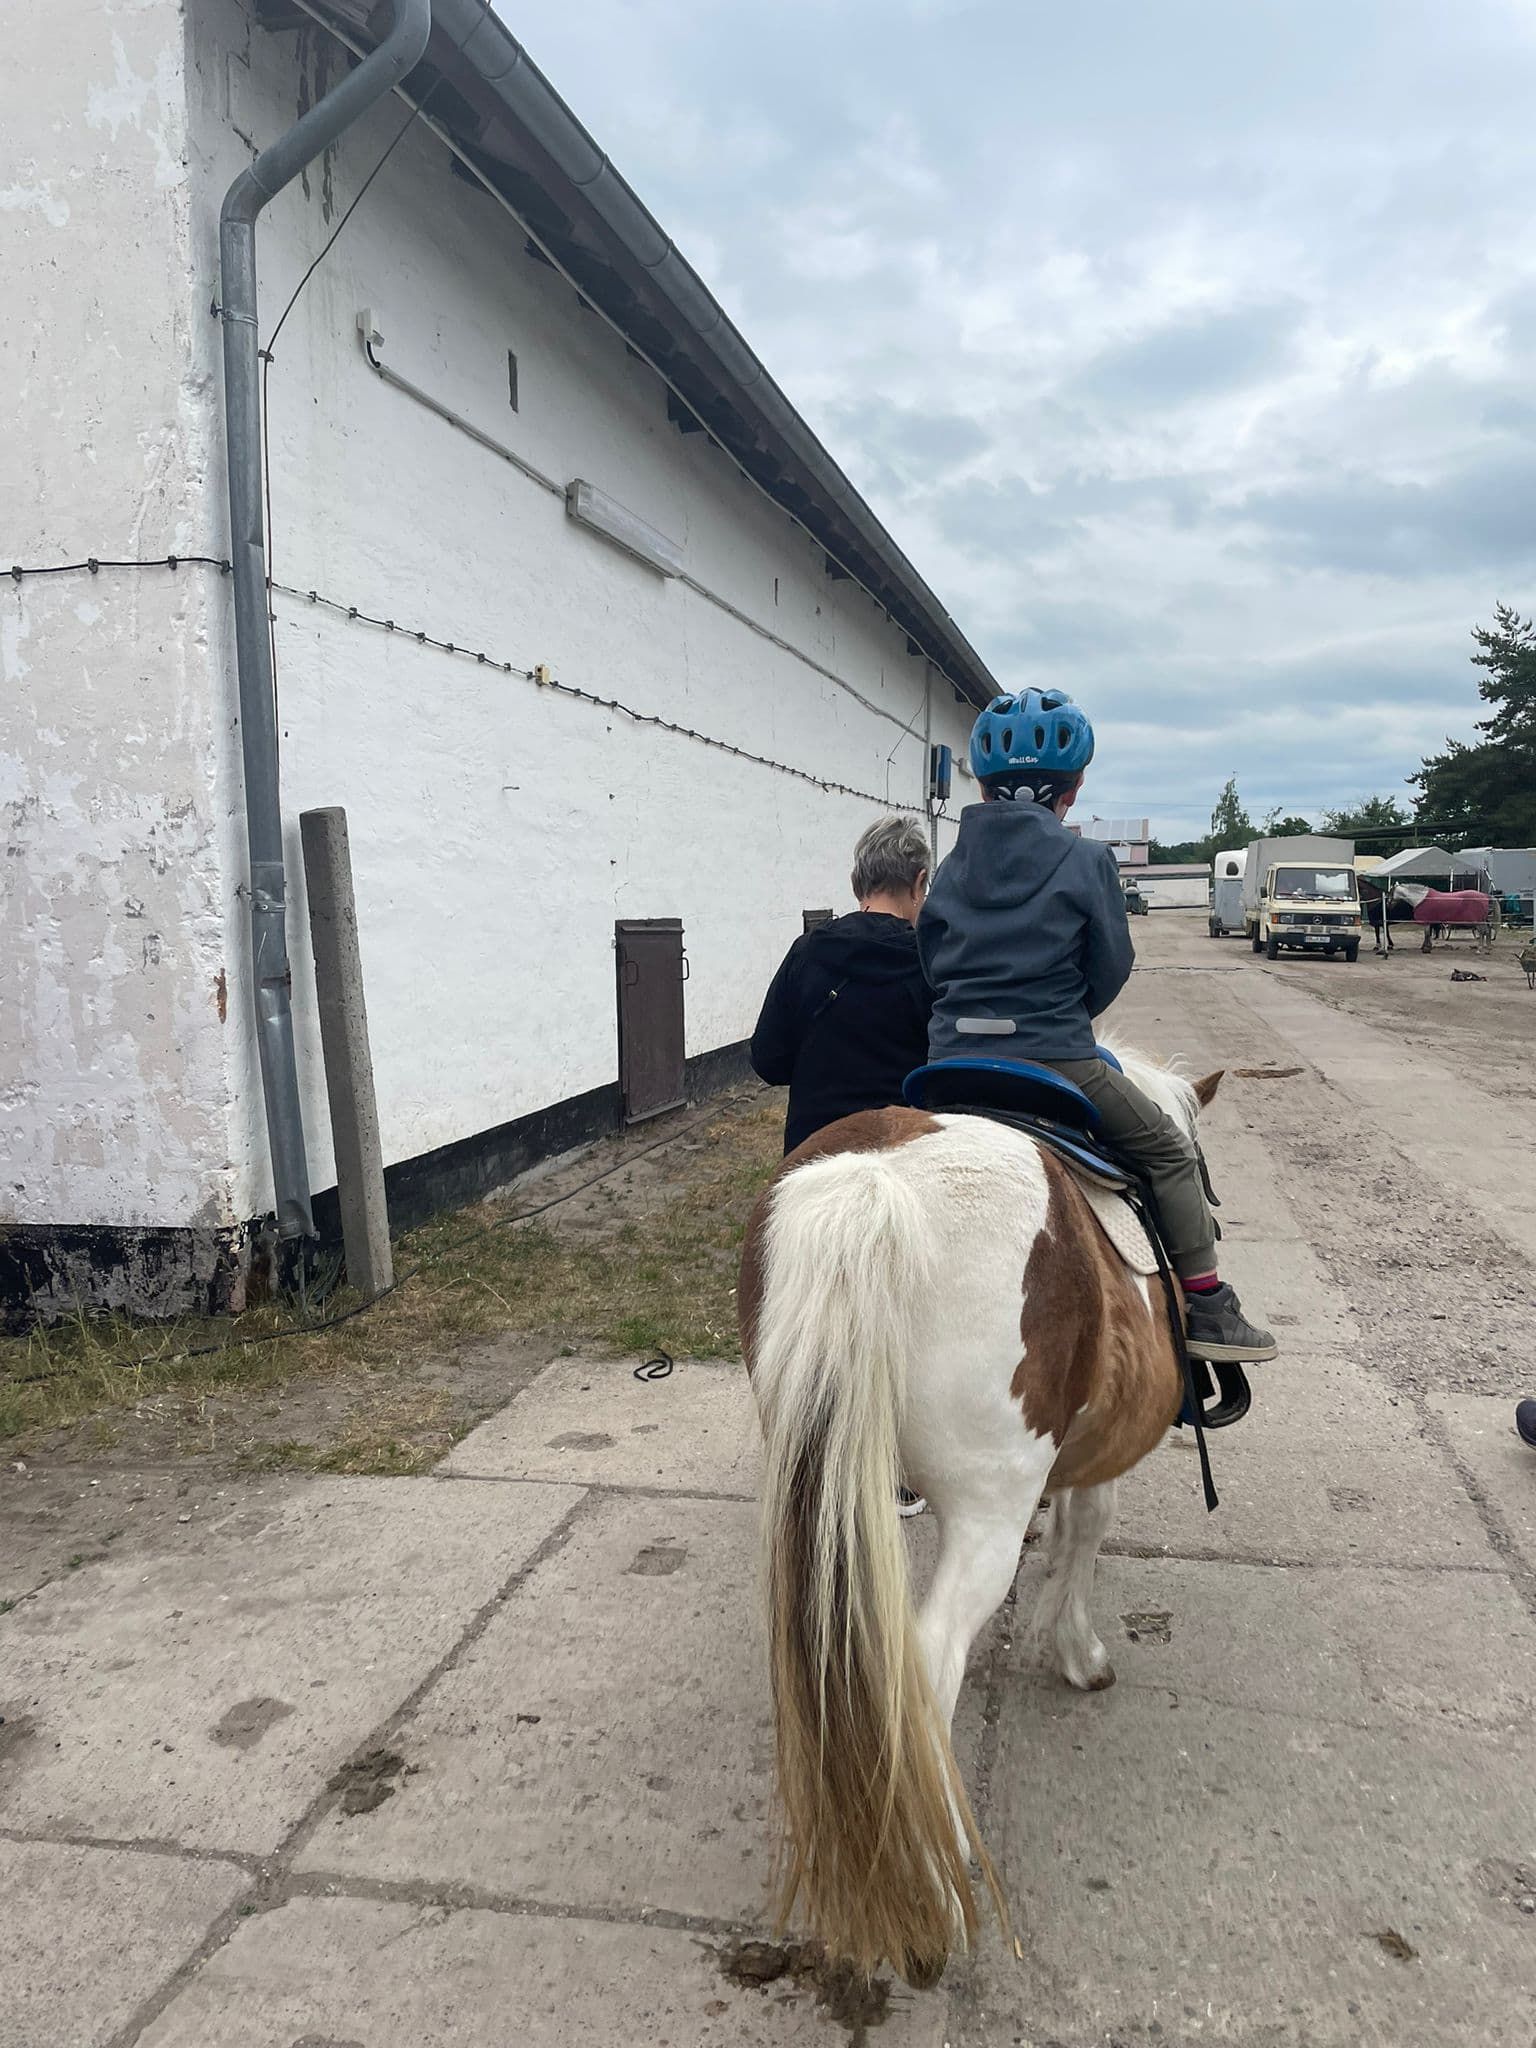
[1075,1178,1158,1274]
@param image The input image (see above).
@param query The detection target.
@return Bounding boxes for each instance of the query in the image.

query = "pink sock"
[1182,1272,1221,1295]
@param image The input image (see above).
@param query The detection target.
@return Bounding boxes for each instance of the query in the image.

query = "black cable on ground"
[19,1088,763,1381]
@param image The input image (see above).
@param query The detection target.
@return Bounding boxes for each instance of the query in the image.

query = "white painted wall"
[1139,875,1210,910]
[1,0,241,1235]
[6,0,976,1246]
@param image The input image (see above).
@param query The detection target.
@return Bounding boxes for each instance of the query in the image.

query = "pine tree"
[1413,606,1536,845]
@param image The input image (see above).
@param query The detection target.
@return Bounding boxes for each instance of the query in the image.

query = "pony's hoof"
[902,1948,948,1990]
[1061,1652,1116,1691]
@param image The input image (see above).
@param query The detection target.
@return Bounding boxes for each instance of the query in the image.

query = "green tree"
[1148,837,1204,863]
[1321,795,1412,852]
[1209,776,1255,852]
[1412,605,1536,845]
[1261,807,1317,837]
[1470,602,1536,747]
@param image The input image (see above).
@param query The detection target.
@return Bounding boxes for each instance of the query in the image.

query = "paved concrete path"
[5,916,1535,2046]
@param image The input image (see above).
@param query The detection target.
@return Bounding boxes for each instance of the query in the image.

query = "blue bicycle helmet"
[969,687,1095,785]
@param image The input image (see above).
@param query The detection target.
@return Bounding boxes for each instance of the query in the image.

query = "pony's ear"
[1193,1069,1224,1109]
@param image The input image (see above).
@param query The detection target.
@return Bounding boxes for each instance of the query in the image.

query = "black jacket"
[917,800,1134,1061]
[750,913,932,1153]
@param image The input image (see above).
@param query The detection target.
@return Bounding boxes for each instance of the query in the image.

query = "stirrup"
[1178,1358,1251,1431]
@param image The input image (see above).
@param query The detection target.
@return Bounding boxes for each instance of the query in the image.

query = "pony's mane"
[1097,1029,1200,1132]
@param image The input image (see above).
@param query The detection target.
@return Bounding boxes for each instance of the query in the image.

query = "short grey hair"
[850,815,930,901]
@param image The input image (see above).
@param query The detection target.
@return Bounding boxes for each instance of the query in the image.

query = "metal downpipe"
[217,0,433,1242]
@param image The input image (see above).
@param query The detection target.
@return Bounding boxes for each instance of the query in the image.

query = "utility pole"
[300,808,393,1299]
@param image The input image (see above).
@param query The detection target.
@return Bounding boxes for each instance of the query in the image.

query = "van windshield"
[1272,867,1356,900]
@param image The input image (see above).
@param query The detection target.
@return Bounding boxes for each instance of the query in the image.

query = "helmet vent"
[1034,725,1046,748]
[1002,727,1014,751]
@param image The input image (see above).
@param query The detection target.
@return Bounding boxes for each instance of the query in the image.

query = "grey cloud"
[826,399,991,488]
[988,602,1183,670]
[932,467,1214,565]
[932,477,1073,561]
[1073,303,1303,408]
[1235,450,1536,577]
[1493,282,1536,359]
[515,0,1531,830]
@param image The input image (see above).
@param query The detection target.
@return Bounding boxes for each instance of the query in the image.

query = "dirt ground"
[1262,921,1536,1109]
[1184,914,1536,1401]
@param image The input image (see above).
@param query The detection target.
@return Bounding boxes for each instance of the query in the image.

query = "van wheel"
[1251,931,1263,953]
[1264,932,1280,960]
[1344,940,1360,962]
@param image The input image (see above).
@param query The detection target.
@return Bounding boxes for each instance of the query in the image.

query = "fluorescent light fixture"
[565,479,683,578]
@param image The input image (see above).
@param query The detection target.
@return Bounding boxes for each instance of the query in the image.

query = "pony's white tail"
[752,1146,1002,1983]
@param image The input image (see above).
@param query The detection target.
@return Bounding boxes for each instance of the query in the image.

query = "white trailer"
[1241,835,1363,961]
[1209,848,1246,936]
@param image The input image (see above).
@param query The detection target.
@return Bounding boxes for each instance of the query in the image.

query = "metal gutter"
[218,0,434,1243]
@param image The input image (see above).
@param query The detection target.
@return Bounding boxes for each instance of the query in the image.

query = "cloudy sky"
[516,0,1536,837]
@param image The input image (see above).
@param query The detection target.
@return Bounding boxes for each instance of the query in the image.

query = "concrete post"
[300,808,394,1298]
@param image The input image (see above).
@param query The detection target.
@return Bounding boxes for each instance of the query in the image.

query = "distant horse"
[738,1044,1223,1985]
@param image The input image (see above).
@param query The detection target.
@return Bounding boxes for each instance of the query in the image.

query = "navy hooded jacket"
[750,912,932,1153]
[917,800,1135,1062]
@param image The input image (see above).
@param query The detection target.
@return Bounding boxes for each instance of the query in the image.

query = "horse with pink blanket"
[1412,888,1492,953]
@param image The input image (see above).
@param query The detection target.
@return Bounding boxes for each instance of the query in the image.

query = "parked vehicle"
[1242,835,1362,961]
[1209,847,1245,937]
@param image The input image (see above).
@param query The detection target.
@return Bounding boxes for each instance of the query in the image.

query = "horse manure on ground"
[327,1747,409,1816]
[1369,1928,1418,1961]
[1233,1065,1304,1080]
[717,1939,892,2032]
[1121,1611,1173,1644]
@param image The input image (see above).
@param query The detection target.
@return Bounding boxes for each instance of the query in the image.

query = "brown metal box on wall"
[615,919,688,1123]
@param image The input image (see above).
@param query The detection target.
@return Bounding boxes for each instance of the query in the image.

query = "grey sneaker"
[1185,1283,1278,1364]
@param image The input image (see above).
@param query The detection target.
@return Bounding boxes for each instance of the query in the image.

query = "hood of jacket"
[936,798,1080,910]
[802,910,921,983]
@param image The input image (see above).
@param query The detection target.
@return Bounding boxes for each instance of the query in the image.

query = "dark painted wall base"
[0,1222,253,1335]
[2,1041,756,1329]
[315,1036,755,1243]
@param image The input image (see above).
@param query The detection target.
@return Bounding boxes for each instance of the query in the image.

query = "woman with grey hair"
[749,815,933,1157]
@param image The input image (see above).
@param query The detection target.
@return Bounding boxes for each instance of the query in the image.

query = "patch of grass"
[0,1599,16,1615]
[0,1100,782,1458]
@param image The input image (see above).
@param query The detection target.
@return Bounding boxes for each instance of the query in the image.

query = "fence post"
[299,807,394,1298]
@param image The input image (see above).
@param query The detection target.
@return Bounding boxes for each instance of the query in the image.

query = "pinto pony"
[738,1043,1223,1984]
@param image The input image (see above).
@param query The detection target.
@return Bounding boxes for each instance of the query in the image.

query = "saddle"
[902,1054,1251,1506]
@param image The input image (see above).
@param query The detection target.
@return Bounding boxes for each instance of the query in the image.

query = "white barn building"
[3,0,998,1321]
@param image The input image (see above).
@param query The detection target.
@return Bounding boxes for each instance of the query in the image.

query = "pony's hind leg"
[917,1433,1057,1728]
[915,1490,1045,1875]
[1032,1481,1118,1691]
[917,1507,1037,1733]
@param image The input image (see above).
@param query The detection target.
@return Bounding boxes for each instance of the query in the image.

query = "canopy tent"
[1371,845,1458,882]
